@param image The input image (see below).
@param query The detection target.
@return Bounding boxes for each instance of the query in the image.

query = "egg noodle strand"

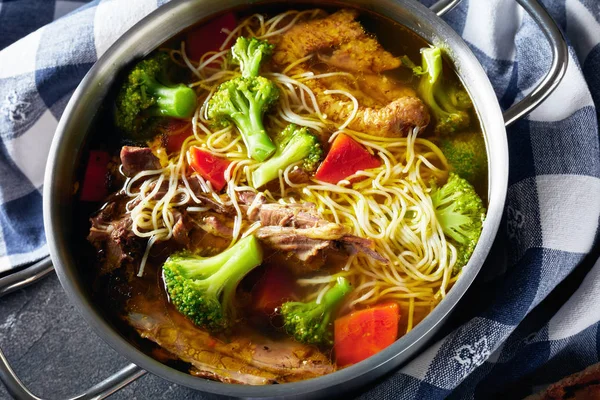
[123,10,458,329]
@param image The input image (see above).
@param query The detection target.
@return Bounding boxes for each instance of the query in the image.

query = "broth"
[74,3,487,383]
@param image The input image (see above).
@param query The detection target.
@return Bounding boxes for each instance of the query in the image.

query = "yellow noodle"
[119,10,468,330]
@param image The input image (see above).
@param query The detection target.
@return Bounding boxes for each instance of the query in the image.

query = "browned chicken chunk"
[126,295,334,384]
[272,9,399,74]
[271,9,430,136]
[321,40,401,73]
[315,85,430,136]
[272,9,366,68]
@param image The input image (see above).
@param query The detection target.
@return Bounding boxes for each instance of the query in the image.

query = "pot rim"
[43,0,508,397]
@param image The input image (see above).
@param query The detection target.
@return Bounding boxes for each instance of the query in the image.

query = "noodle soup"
[77,5,487,384]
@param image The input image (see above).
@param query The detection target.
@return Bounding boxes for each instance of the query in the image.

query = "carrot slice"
[189,146,230,191]
[314,133,380,184]
[334,303,400,367]
[80,150,110,202]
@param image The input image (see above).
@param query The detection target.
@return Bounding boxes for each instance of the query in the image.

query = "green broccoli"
[403,47,472,135]
[115,52,198,140]
[439,131,487,184]
[251,124,323,188]
[162,235,263,331]
[431,173,486,274]
[207,76,279,162]
[231,36,274,78]
[281,277,352,346]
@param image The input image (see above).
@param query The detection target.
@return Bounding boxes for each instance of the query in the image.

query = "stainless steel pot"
[0,0,567,398]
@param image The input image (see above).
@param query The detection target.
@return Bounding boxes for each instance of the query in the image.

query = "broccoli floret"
[431,173,486,274]
[207,76,278,161]
[439,131,487,184]
[115,52,197,140]
[162,235,263,331]
[281,277,351,346]
[231,36,274,78]
[251,124,323,188]
[406,47,472,135]
[437,84,473,111]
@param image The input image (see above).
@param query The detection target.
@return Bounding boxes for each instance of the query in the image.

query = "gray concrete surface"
[0,273,212,400]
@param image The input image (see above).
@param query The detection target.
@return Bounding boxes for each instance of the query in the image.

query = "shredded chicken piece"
[237,192,388,269]
[126,295,334,384]
[194,214,234,238]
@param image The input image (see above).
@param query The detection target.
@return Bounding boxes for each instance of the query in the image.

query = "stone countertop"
[0,274,213,400]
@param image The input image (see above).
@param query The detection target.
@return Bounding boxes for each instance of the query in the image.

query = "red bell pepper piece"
[334,303,400,367]
[186,12,237,62]
[252,266,297,315]
[164,120,193,154]
[314,133,380,184]
[188,146,230,191]
[80,150,110,202]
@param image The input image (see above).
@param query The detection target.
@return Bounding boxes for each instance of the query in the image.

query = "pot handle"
[503,0,568,126]
[0,256,54,297]
[430,0,568,126]
[430,0,461,17]
[0,259,146,399]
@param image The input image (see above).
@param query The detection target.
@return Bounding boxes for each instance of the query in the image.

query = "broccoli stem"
[281,277,351,345]
[206,236,263,312]
[149,81,197,118]
[229,99,276,162]
[320,277,352,309]
[207,76,279,162]
[163,235,264,331]
[418,48,441,112]
[211,235,263,281]
[414,47,471,135]
[177,235,262,280]
[252,127,316,188]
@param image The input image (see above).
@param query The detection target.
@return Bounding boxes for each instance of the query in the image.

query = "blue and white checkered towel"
[0,0,599,398]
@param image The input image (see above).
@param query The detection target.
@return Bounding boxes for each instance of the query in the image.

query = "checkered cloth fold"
[0,0,598,398]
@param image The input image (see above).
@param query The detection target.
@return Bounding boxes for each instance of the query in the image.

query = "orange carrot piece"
[314,133,380,184]
[189,146,230,191]
[334,303,400,367]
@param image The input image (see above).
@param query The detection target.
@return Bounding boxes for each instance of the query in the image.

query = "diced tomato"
[80,150,110,202]
[314,133,381,184]
[188,146,230,191]
[164,121,193,154]
[186,12,237,62]
[334,303,400,367]
[252,266,297,315]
